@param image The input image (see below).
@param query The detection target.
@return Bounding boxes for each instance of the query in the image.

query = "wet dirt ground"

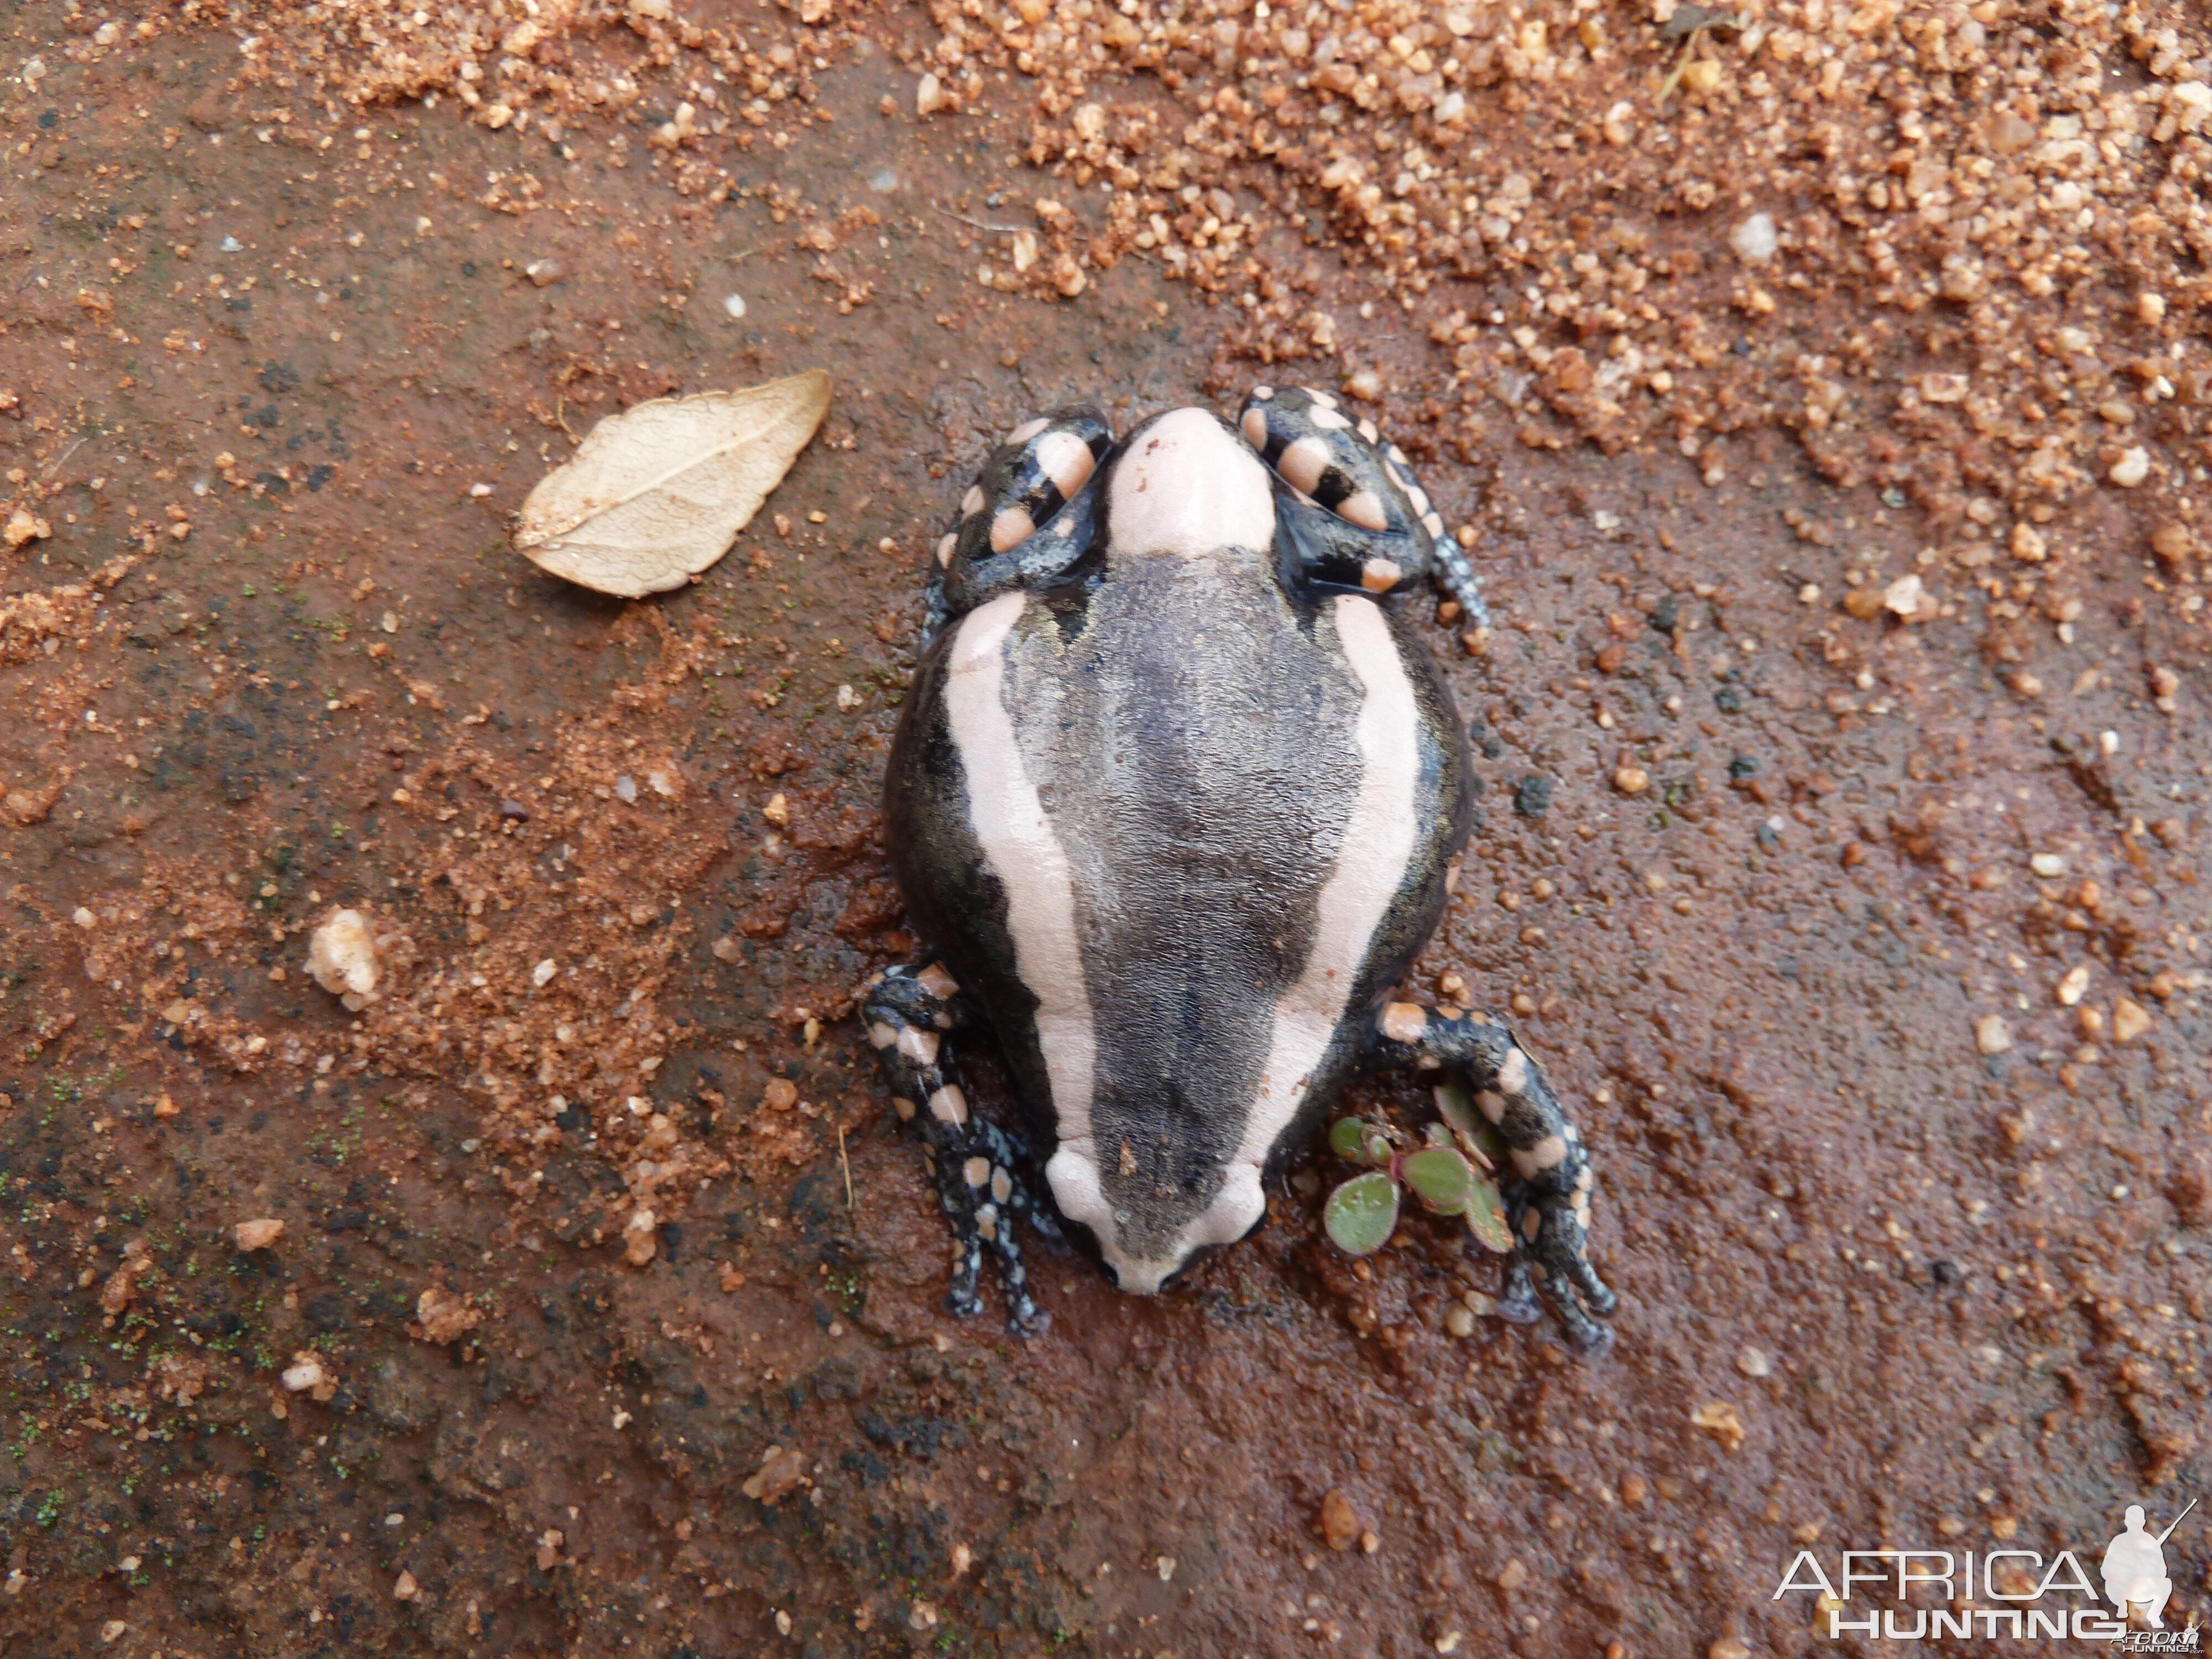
[3,2,2209,1656]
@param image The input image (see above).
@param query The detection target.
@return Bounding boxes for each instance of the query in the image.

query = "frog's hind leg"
[862,962,1057,1337]
[1238,385,1488,626]
[1368,999,1616,1352]
[930,409,1114,632]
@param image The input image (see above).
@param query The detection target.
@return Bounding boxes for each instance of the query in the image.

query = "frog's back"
[884,408,1470,1288]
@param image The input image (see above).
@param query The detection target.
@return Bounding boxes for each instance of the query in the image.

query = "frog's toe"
[1507,1182,1619,1354]
[1496,1256,1545,1326]
[946,1232,1048,1337]
[1546,1286,1616,1357]
[1561,1249,1619,1318]
[945,1235,988,1321]
[1530,1243,1617,1353]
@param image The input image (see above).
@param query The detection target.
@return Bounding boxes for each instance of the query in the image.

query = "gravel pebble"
[1729,213,1776,264]
[1691,1401,1747,1452]
[281,1355,326,1393]
[305,909,381,1009]
[1317,1488,1363,1551]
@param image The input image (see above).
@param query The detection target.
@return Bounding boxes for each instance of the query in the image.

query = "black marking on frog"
[861,390,1613,1350]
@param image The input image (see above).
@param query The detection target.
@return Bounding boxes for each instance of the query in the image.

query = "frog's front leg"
[862,963,1057,1337]
[1238,384,1488,626]
[1368,1000,1618,1352]
[927,409,1114,634]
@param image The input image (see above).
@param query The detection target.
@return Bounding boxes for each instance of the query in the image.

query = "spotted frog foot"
[1498,1180,1618,1355]
[1370,997,1616,1355]
[862,963,1060,1337]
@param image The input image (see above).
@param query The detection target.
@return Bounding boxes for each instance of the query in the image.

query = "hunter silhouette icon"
[2101,1500,2196,1629]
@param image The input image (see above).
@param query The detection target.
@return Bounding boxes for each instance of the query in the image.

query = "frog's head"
[1044,1140,1268,1296]
[1101,405,1277,564]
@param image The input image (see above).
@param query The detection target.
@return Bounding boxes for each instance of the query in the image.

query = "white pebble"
[723,293,748,320]
[2030,853,2065,877]
[1735,1345,1772,1378]
[532,958,558,987]
[2110,447,2150,488]
[305,909,381,1009]
[281,1357,325,1393]
[1730,213,1777,264]
[72,906,96,929]
[615,774,638,802]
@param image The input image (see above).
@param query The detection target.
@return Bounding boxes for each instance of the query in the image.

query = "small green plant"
[1322,1081,1515,1257]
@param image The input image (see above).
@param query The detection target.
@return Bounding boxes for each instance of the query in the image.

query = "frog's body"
[864,390,1615,1348]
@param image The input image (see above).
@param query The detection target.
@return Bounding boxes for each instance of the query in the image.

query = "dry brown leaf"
[513,371,830,597]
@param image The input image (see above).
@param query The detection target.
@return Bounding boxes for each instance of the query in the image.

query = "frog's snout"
[1050,1144,1267,1297]
[1104,1246,1227,1297]
[1091,1245,1212,1297]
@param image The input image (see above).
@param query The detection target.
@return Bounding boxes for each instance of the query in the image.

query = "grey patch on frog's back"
[1001,558,1366,1284]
